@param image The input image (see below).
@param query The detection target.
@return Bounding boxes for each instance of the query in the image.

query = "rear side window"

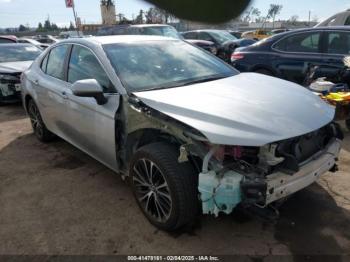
[68,45,114,92]
[327,31,350,55]
[182,32,197,39]
[345,16,350,26]
[46,45,69,80]
[274,32,321,53]
[41,54,49,72]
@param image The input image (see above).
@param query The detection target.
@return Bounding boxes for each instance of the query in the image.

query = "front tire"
[130,142,198,231]
[27,99,55,143]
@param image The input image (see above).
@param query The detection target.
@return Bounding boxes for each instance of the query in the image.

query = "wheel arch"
[24,94,34,112]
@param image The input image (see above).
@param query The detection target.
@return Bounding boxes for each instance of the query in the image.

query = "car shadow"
[274,184,350,261]
[0,103,27,124]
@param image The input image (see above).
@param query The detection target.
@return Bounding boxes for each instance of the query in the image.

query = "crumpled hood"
[133,73,335,146]
[0,61,33,74]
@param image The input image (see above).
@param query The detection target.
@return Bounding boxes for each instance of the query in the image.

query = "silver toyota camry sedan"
[21,35,343,231]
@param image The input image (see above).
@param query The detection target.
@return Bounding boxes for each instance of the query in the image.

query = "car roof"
[59,35,178,45]
[0,43,38,48]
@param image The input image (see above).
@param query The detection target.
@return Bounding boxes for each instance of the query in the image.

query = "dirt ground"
[1,103,350,260]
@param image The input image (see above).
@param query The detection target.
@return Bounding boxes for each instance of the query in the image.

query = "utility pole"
[72,2,80,36]
[65,0,80,36]
[308,10,311,27]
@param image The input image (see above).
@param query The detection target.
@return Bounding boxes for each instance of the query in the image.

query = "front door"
[64,44,120,170]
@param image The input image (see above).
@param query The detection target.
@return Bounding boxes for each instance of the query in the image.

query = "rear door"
[322,30,350,76]
[64,44,120,170]
[35,44,71,137]
[272,31,324,83]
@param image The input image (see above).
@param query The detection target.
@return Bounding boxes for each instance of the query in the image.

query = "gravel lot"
[1,103,350,259]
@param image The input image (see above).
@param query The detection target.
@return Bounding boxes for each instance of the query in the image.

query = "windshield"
[104,40,237,92]
[0,45,41,62]
[210,31,237,44]
[138,26,181,39]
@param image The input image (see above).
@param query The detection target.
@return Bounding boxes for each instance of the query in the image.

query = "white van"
[315,9,350,27]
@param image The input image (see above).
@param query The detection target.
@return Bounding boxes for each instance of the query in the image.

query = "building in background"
[101,0,117,25]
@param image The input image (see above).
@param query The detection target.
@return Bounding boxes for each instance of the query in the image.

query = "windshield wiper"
[181,75,227,86]
[142,75,228,92]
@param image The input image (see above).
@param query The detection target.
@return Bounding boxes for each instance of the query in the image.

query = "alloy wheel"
[132,158,173,222]
[28,102,43,138]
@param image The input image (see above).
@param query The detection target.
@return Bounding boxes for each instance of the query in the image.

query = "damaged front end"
[0,72,22,102]
[196,122,343,217]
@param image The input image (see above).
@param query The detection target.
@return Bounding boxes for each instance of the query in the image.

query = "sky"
[0,0,350,28]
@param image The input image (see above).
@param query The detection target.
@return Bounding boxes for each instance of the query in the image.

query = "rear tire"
[255,68,274,76]
[129,142,198,231]
[27,99,55,143]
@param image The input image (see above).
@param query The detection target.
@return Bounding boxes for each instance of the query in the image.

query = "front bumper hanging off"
[265,138,341,204]
[198,139,342,216]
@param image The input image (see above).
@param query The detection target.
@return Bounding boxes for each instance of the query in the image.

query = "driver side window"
[68,45,115,93]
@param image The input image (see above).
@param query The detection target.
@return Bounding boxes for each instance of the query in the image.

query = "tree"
[145,7,174,24]
[18,24,28,32]
[242,7,261,23]
[145,7,162,23]
[267,4,283,28]
[69,21,75,30]
[51,23,58,31]
[289,15,299,25]
[44,18,51,31]
[37,22,43,32]
[135,9,144,24]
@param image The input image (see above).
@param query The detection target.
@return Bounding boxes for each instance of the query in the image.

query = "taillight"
[231,53,244,62]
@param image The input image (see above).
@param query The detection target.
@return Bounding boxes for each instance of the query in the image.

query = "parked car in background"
[315,9,350,27]
[34,35,59,44]
[271,29,290,35]
[181,29,240,62]
[0,44,41,103]
[18,38,50,49]
[231,38,256,50]
[21,35,342,231]
[241,29,272,40]
[228,30,242,38]
[232,27,350,84]
[0,35,17,43]
[58,31,84,39]
[97,24,180,38]
[97,24,217,55]
[185,39,218,55]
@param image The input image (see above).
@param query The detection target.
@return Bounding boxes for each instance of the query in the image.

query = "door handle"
[61,91,68,99]
[34,79,39,85]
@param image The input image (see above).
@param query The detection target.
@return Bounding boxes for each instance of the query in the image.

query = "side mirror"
[71,79,107,105]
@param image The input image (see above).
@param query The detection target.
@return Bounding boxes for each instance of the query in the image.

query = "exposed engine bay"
[196,122,343,216]
[0,73,22,101]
